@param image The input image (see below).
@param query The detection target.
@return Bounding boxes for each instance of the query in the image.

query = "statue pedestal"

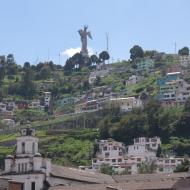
[80,50,89,57]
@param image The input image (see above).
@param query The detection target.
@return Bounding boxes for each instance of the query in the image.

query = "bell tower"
[16,128,38,156]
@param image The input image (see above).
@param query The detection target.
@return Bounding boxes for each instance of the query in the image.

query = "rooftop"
[50,165,115,184]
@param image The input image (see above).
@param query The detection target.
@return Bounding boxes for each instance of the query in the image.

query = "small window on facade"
[22,142,25,154]
[21,163,24,172]
[105,152,109,157]
[25,163,27,171]
[18,163,21,173]
[32,142,35,154]
[103,147,107,151]
[118,159,122,162]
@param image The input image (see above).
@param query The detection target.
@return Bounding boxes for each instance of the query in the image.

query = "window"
[18,163,21,173]
[118,159,122,162]
[112,159,116,163]
[25,163,27,171]
[113,146,117,150]
[32,142,35,154]
[105,152,109,157]
[31,182,35,190]
[171,159,175,163]
[22,142,25,154]
[152,143,156,147]
[119,152,123,156]
[137,158,141,162]
[21,163,24,172]
[103,147,107,151]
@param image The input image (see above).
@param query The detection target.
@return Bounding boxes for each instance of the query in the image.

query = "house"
[0,103,6,112]
[92,139,126,173]
[107,97,142,112]
[2,119,16,129]
[157,72,190,107]
[6,102,17,112]
[127,137,161,162]
[56,97,75,107]
[29,100,41,109]
[136,58,155,72]
[44,92,51,107]
[179,55,190,67]
[16,101,29,109]
[126,75,139,85]
[0,177,9,190]
[156,157,183,173]
[89,69,110,84]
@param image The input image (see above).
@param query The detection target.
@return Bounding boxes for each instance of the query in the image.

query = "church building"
[3,128,51,190]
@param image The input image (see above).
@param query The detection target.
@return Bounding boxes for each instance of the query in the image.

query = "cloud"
[61,47,94,58]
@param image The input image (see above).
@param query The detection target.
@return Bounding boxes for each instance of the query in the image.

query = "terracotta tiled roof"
[50,165,115,184]
[49,172,190,190]
[112,172,189,183]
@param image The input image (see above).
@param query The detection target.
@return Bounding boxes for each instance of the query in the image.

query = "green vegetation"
[1,46,190,170]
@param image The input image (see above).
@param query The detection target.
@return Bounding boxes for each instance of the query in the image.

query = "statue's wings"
[87,32,92,39]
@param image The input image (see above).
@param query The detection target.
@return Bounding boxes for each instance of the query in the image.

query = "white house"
[92,139,126,172]
[108,97,142,112]
[156,157,183,173]
[0,102,6,112]
[2,119,16,129]
[44,92,51,107]
[126,75,140,86]
[179,55,190,67]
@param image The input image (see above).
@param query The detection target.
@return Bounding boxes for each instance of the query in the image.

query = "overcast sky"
[0,0,189,65]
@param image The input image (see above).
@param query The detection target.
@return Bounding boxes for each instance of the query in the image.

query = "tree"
[0,64,5,85]
[64,58,74,73]
[144,99,162,137]
[23,62,30,71]
[19,69,35,98]
[174,157,190,172]
[184,97,190,112]
[90,54,99,65]
[178,47,189,56]
[156,145,162,157]
[99,51,110,63]
[39,65,51,80]
[130,45,144,60]
[138,161,157,174]
[72,53,84,68]
[144,50,157,58]
[100,164,114,175]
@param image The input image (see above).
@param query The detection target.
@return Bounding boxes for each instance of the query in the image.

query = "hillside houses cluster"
[81,137,184,175]
[0,92,51,130]
[157,71,190,107]
[0,128,190,190]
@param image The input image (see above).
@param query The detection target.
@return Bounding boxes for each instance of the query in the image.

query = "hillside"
[1,48,190,169]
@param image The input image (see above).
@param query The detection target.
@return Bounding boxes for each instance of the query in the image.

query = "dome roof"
[6,155,14,159]
[34,153,42,157]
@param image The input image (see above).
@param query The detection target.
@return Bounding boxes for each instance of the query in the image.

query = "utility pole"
[106,33,109,64]
[106,33,109,53]
[174,42,177,54]
[59,53,61,65]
